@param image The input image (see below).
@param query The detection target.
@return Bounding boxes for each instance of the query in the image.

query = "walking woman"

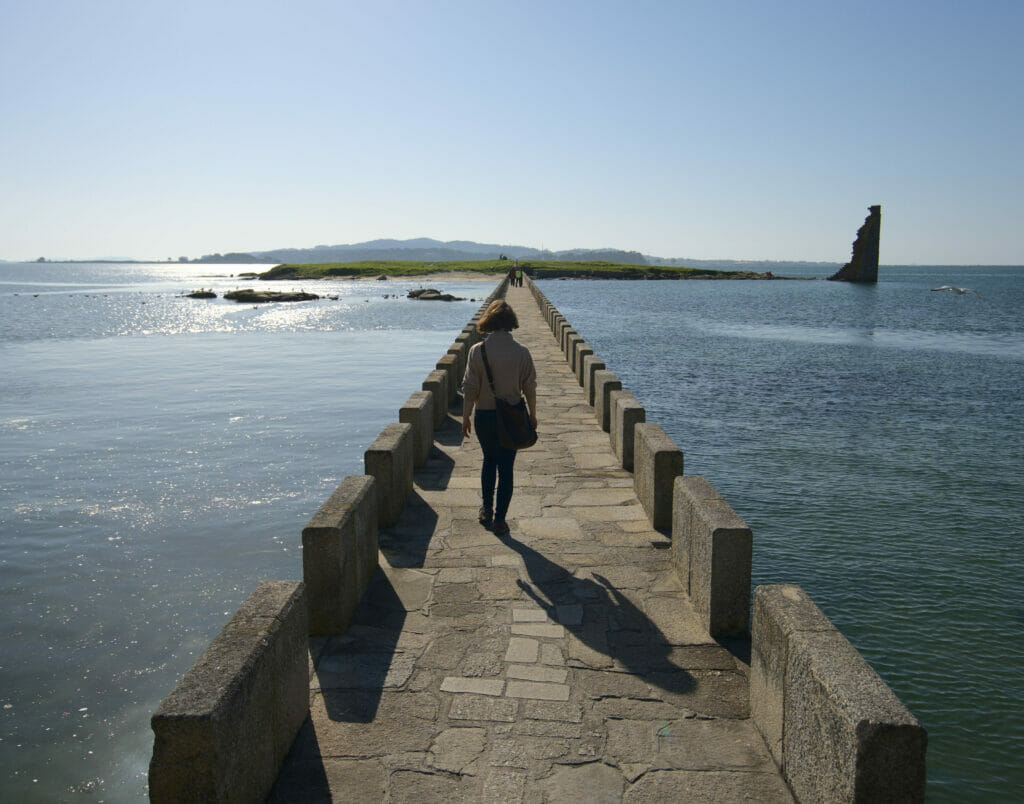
[461,300,538,537]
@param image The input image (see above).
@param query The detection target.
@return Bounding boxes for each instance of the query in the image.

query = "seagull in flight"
[931,285,981,297]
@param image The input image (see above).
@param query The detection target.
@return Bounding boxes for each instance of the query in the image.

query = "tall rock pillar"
[828,205,880,283]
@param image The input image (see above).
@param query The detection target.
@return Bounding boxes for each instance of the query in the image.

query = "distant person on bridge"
[461,300,538,537]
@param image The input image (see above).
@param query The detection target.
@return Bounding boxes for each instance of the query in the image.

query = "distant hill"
[243,239,650,266]
[191,237,838,271]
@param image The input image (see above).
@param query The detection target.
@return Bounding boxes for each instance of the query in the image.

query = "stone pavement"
[269,284,794,802]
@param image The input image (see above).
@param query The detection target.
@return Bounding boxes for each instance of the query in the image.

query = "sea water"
[0,263,487,799]
[2,262,1021,800]
[539,266,1024,801]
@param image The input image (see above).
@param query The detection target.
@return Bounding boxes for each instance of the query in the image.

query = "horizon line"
[5,257,1024,269]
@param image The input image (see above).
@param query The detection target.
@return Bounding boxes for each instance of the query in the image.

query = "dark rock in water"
[376,275,388,280]
[223,289,319,303]
[407,288,464,302]
[183,290,217,299]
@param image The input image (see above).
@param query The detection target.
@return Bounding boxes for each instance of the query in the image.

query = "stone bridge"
[150,278,925,803]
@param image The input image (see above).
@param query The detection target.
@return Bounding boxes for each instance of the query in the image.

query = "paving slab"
[272,283,790,802]
[505,680,572,701]
[505,637,540,663]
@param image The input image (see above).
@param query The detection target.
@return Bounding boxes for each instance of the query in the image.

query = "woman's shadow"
[501,532,696,696]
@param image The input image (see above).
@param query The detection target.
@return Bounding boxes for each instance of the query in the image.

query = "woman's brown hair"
[477,300,519,333]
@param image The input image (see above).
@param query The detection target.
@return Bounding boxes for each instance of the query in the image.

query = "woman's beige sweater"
[462,330,537,411]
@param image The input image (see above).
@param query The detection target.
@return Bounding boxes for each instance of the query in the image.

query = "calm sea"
[1,263,1021,800]
[0,262,487,800]
[539,266,1024,802]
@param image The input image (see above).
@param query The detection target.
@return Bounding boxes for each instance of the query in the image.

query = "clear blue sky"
[2,0,1021,264]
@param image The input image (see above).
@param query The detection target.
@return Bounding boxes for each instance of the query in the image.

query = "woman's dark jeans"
[474,409,516,521]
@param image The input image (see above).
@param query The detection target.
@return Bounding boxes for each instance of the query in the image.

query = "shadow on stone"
[378,490,439,569]
[414,446,456,491]
[433,408,464,447]
[717,635,751,668]
[503,534,696,697]
[315,571,407,724]
[266,715,330,802]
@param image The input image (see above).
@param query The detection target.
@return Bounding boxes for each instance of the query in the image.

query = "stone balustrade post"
[633,422,683,530]
[422,370,449,428]
[574,344,594,385]
[565,332,583,368]
[400,390,435,467]
[750,585,927,802]
[149,581,308,803]
[671,475,751,637]
[302,475,379,635]
[364,423,414,527]
[609,390,645,470]
[435,353,459,404]
[582,355,607,406]
[592,370,622,433]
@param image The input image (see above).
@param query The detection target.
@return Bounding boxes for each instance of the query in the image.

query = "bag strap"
[480,342,499,398]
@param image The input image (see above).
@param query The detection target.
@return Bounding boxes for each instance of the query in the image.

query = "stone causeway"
[267,283,795,802]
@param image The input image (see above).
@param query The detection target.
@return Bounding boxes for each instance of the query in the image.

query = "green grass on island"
[258,259,778,281]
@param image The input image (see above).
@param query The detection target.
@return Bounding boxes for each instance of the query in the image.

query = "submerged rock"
[223,289,319,303]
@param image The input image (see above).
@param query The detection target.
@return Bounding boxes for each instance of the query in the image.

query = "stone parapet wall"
[751,585,926,802]
[524,274,926,800]
[672,475,751,637]
[581,355,607,406]
[609,389,644,471]
[565,331,583,372]
[574,343,594,385]
[421,369,449,429]
[447,340,467,382]
[632,421,683,530]
[399,390,436,467]
[435,352,459,405]
[149,581,308,803]
[364,422,414,527]
[592,369,623,433]
[302,475,379,636]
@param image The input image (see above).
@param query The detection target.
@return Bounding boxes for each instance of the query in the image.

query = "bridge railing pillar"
[751,584,927,802]
[633,422,683,530]
[364,423,414,527]
[149,581,308,803]
[671,475,751,637]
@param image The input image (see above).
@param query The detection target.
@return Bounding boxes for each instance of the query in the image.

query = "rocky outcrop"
[183,289,217,299]
[829,205,881,283]
[407,288,465,302]
[223,289,319,303]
